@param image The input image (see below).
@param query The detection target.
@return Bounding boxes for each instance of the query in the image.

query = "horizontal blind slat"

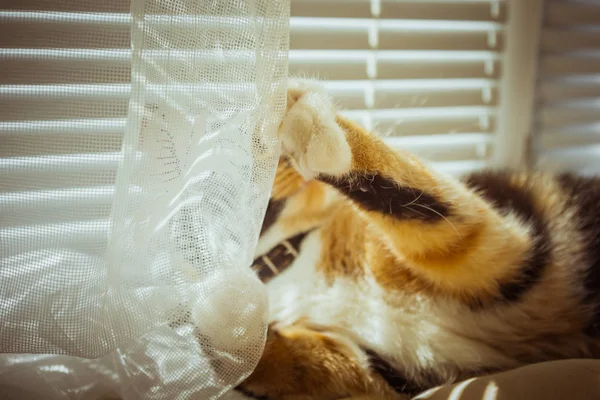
[387,133,491,161]
[0,118,125,135]
[539,81,600,103]
[0,152,122,191]
[290,17,504,51]
[375,119,495,137]
[342,106,495,120]
[545,1,600,27]
[541,54,600,78]
[291,0,506,21]
[0,0,130,13]
[0,48,502,62]
[539,106,600,130]
[0,219,110,257]
[0,185,133,227]
[1,152,122,173]
[1,171,117,192]
[541,28,600,54]
[430,159,487,176]
[0,79,497,99]
[0,186,115,210]
[289,55,500,81]
[540,123,600,151]
[537,144,600,175]
[1,1,503,21]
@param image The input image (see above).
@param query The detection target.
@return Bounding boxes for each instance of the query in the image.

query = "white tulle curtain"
[0,0,289,398]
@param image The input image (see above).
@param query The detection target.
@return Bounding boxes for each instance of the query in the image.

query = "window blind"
[289,0,507,176]
[536,0,600,175]
[0,0,511,256]
[0,1,131,257]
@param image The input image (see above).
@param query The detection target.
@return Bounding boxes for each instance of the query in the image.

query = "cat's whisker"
[410,203,460,238]
[402,190,426,208]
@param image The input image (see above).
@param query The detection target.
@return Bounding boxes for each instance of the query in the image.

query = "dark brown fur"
[261,199,286,235]
[557,173,600,334]
[463,171,552,305]
[320,173,450,223]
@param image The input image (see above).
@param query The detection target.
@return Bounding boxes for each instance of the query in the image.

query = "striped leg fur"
[281,80,540,305]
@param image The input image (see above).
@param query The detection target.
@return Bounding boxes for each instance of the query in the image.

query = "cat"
[233,79,600,400]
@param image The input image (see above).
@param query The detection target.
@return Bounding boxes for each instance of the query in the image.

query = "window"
[1,3,131,255]
[535,0,600,175]
[289,0,508,176]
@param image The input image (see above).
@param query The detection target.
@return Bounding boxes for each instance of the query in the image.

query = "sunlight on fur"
[235,78,600,400]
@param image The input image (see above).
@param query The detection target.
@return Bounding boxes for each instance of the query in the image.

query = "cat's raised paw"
[280,79,352,180]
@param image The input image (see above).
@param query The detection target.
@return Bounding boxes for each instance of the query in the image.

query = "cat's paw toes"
[280,79,352,180]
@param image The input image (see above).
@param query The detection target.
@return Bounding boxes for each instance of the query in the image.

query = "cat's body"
[237,80,600,400]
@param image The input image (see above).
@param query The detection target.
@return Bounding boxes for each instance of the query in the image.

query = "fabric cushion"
[414,359,600,400]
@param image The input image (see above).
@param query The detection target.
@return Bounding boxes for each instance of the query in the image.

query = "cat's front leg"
[280,79,352,180]
[279,79,532,304]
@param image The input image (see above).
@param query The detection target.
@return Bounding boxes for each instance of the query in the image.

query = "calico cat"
[235,79,600,399]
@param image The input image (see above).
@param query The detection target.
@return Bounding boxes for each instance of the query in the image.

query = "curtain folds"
[0,0,289,398]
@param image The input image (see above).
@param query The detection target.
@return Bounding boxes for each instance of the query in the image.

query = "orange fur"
[272,159,307,200]
[237,80,600,400]
[337,117,438,191]
[243,324,401,400]
[279,180,337,235]
[333,116,535,301]
[317,203,367,282]
[368,240,437,297]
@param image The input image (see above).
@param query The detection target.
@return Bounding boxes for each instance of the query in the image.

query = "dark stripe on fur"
[320,173,450,222]
[364,349,425,396]
[463,171,551,304]
[557,173,600,335]
[260,198,286,235]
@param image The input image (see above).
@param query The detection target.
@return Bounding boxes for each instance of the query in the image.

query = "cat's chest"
[261,232,438,358]
[258,230,512,372]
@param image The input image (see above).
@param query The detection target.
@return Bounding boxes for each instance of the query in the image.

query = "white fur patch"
[280,81,352,180]
[253,225,287,258]
[266,232,326,325]
[262,232,518,382]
